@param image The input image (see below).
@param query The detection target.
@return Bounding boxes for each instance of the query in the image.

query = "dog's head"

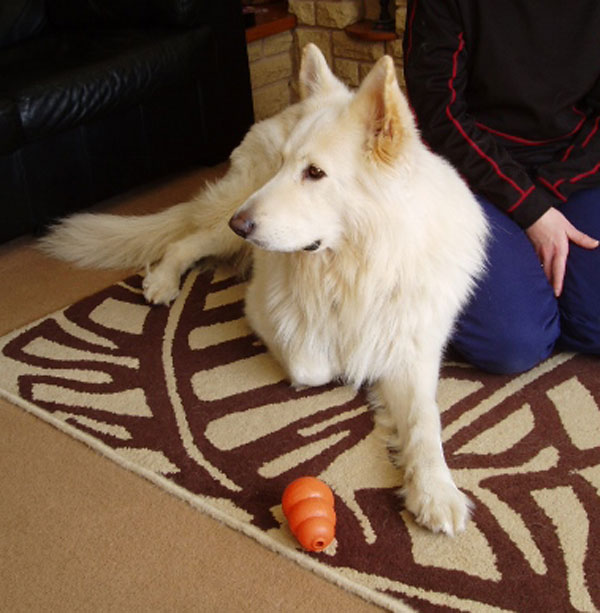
[229,44,418,253]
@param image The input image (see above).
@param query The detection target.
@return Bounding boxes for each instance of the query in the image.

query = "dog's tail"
[39,202,194,270]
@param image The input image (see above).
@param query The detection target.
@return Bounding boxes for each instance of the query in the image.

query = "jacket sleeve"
[403,0,555,228]
[535,81,600,203]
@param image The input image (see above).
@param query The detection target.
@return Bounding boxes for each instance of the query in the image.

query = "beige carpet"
[1,165,599,612]
[0,166,381,613]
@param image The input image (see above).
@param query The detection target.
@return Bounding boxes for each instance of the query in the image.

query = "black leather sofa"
[0,0,254,243]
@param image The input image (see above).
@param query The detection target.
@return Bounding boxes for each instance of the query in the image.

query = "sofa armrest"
[45,0,210,28]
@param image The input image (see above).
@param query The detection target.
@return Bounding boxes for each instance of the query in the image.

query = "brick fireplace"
[245,0,408,120]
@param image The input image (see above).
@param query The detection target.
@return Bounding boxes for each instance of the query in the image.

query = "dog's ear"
[350,56,416,164]
[299,43,346,99]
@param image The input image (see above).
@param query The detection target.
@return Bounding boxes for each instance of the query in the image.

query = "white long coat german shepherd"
[42,44,488,536]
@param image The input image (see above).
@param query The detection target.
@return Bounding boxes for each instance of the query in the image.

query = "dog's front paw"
[402,476,472,536]
[142,268,180,305]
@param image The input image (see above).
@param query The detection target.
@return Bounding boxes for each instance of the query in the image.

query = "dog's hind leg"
[142,225,248,305]
[375,362,471,536]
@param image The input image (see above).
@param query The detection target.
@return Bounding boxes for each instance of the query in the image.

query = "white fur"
[41,45,489,535]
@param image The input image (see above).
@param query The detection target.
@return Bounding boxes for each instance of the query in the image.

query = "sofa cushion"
[0,25,212,149]
[0,0,46,49]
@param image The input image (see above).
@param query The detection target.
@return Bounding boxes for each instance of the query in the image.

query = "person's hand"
[526,207,599,297]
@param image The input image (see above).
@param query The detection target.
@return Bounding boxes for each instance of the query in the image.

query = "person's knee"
[560,313,600,354]
[454,318,559,375]
[482,333,555,374]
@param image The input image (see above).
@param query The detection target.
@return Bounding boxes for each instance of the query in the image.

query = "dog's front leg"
[376,368,471,536]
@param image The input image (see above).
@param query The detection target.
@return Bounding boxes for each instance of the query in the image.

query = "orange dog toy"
[282,477,336,552]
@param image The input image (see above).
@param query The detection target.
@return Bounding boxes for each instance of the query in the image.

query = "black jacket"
[403,0,600,228]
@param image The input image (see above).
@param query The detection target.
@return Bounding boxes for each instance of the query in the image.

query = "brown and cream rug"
[1,265,599,612]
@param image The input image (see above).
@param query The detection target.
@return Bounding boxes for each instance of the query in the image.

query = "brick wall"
[247,30,295,121]
[247,1,408,121]
[290,0,407,88]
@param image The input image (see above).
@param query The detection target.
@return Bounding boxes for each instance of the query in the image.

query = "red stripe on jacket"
[445,33,530,208]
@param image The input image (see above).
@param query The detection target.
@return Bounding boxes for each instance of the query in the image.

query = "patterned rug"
[1,265,599,612]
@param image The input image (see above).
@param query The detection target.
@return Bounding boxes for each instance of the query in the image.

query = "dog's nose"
[229,211,256,239]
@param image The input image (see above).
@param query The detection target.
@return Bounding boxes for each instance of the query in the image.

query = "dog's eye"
[304,164,326,180]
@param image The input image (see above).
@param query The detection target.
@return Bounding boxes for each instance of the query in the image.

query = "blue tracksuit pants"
[452,186,600,374]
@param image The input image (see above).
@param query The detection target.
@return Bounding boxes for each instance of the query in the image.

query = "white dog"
[42,44,488,535]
